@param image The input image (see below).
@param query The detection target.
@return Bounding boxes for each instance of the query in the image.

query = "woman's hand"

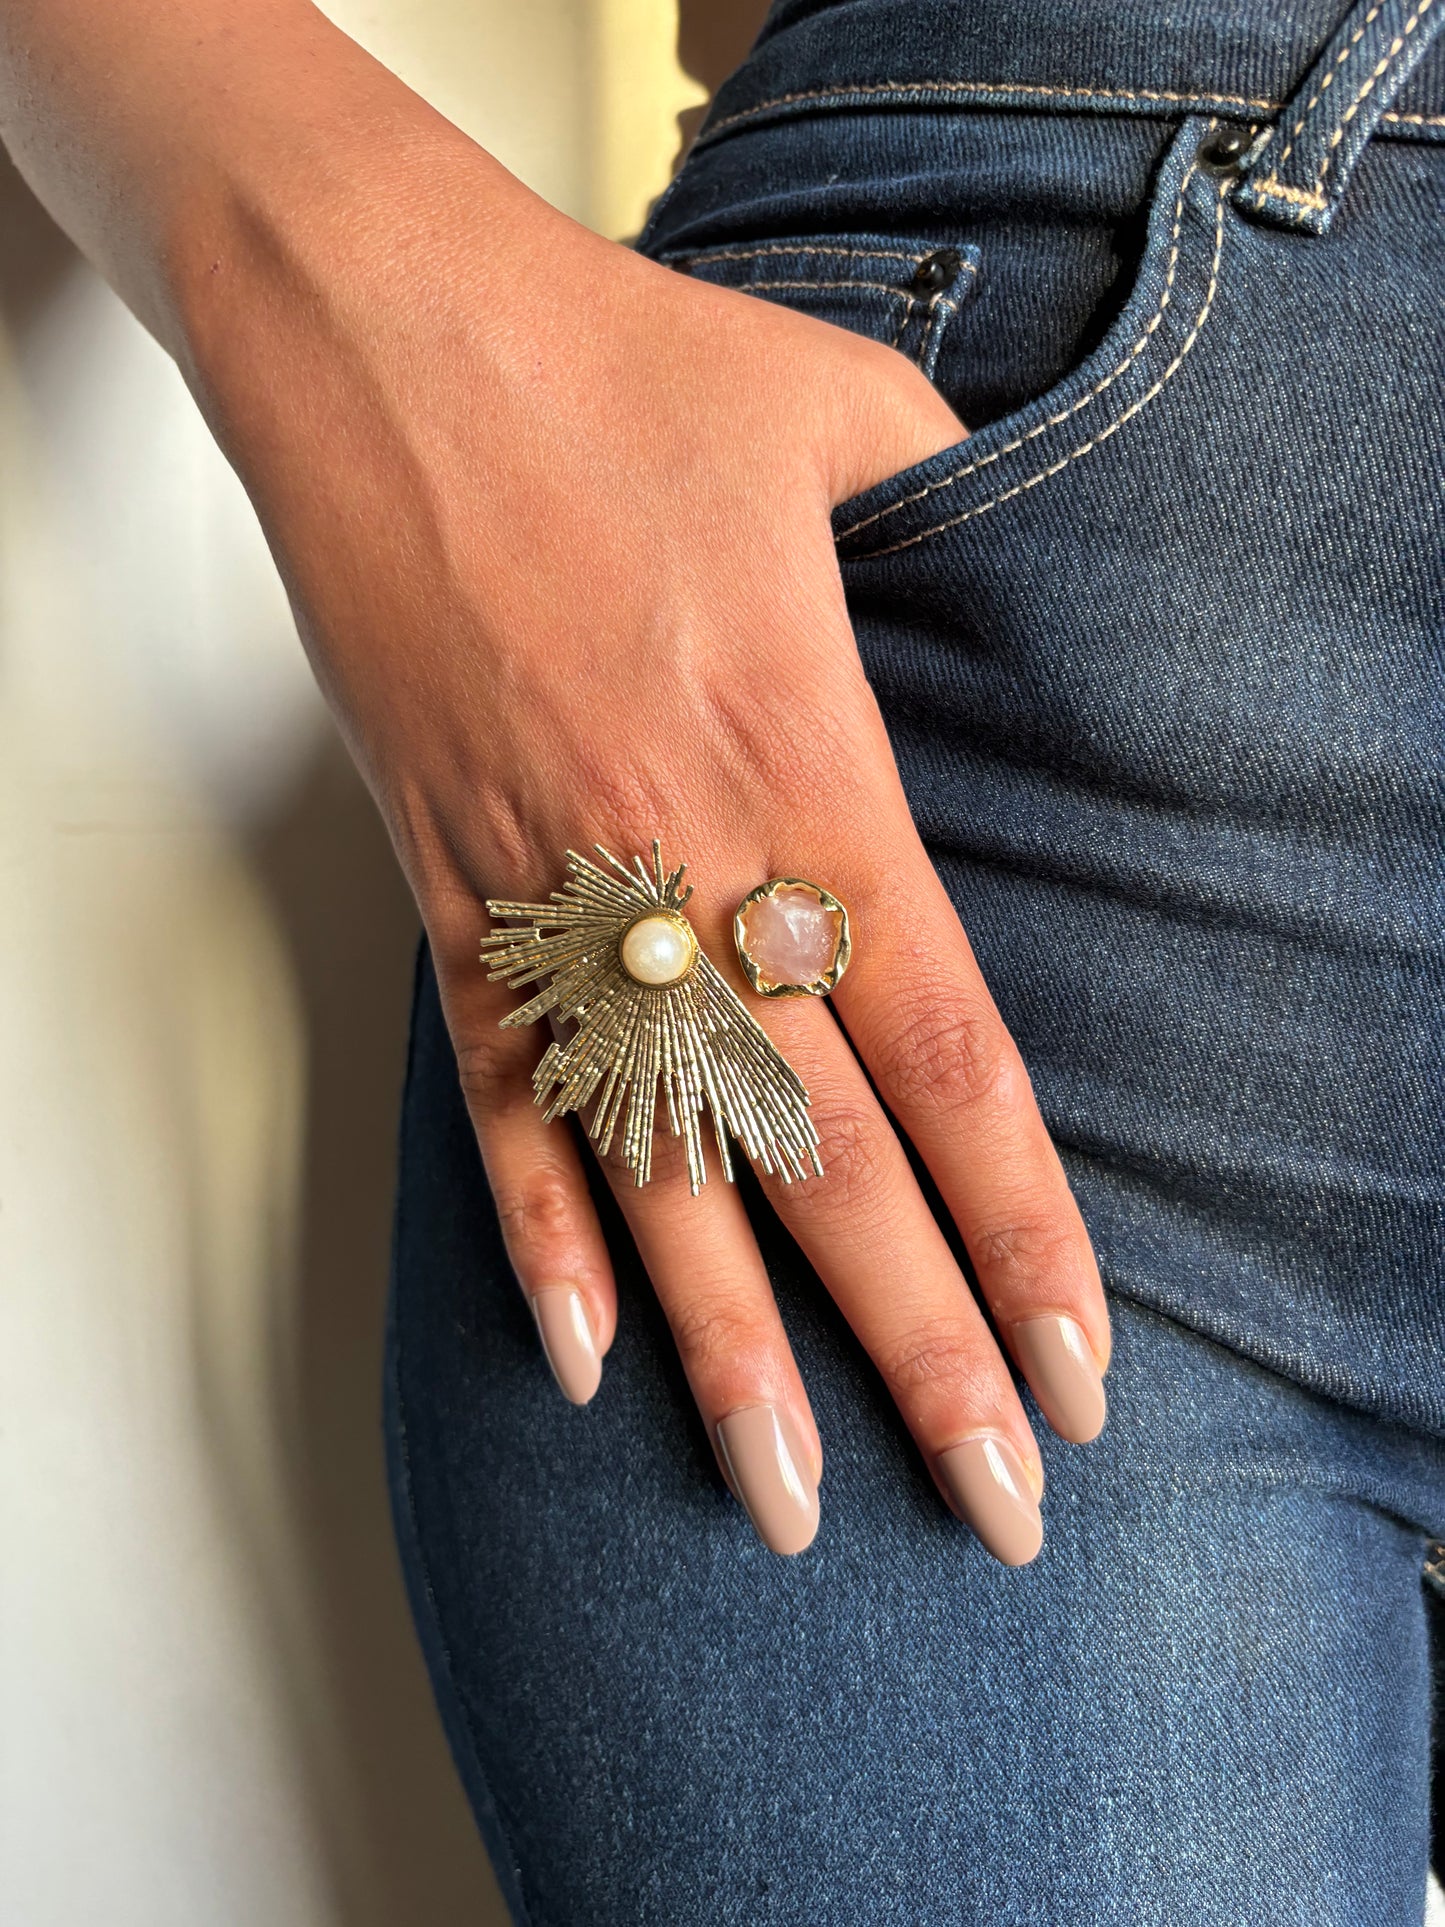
[3,0,1110,1562]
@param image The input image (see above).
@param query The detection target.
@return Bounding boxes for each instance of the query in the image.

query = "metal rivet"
[1197,126,1250,175]
[911,247,962,295]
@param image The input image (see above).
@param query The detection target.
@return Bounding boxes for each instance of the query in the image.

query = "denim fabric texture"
[387,2,1445,1919]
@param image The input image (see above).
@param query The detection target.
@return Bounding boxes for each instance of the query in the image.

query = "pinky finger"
[455,1027,618,1405]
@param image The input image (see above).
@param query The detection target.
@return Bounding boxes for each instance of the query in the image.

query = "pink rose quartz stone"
[740,887,844,988]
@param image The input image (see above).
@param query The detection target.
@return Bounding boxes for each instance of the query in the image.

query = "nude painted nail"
[530,1288,601,1405]
[716,1404,819,1556]
[937,1434,1043,1566]
[1013,1314,1108,1444]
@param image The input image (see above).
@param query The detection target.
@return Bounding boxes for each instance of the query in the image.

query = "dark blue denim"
[387,3,1445,1919]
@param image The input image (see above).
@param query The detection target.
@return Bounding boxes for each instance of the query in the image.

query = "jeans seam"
[1315,0,1438,190]
[889,287,917,348]
[673,240,933,266]
[677,254,978,366]
[844,175,1229,559]
[917,288,955,366]
[694,77,1435,145]
[714,273,918,298]
[701,78,1279,138]
[837,146,1209,544]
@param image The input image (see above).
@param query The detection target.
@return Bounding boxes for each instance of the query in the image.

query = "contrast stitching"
[1243,177,1329,209]
[836,154,1204,541]
[1264,0,1387,177]
[702,77,1279,138]
[1247,0,1437,211]
[889,288,917,348]
[844,178,1227,559]
[1316,0,1438,190]
[917,290,957,366]
[673,241,930,266]
[720,275,915,298]
[694,78,1443,145]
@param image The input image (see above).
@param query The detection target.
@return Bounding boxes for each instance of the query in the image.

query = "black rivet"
[1197,126,1250,175]
[670,257,694,274]
[911,247,962,295]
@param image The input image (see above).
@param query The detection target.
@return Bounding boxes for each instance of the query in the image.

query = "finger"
[593,1122,822,1557]
[829,838,1110,1446]
[440,953,617,1406]
[746,993,1046,1567]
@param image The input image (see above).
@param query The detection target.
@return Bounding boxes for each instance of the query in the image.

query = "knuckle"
[876,1318,994,1404]
[665,1288,760,1376]
[455,1038,519,1116]
[877,990,1020,1119]
[494,1169,580,1256]
[778,1103,889,1218]
[972,1215,1084,1292]
[565,760,678,856]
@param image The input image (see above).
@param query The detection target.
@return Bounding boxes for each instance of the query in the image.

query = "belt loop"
[1233,0,1445,233]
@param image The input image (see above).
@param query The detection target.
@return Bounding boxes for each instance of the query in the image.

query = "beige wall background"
[0,6,711,1924]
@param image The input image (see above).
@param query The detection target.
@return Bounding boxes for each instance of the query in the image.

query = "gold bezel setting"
[734,877,853,998]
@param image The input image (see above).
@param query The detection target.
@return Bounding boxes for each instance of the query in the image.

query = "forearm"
[0,0,560,361]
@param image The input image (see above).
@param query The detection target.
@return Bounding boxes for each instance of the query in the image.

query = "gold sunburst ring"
[481,841,821,1193]
[734,877,852,998]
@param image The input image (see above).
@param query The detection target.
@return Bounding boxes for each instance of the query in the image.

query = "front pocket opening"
[829,117,1234,561]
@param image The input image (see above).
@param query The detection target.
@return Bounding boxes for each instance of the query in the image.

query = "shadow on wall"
[246,745,499,1927]
[675,0,772,154]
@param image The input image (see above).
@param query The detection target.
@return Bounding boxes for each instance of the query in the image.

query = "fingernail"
[716,1404,820,1556]
[936,1434,1043,1566]
[1012,1314,1107,1444]
[530,1288,601,1405]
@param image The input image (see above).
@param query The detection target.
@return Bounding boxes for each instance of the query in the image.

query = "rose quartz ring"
[734,877,852,998]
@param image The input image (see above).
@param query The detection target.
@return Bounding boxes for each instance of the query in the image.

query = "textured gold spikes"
[481,841,821,1193]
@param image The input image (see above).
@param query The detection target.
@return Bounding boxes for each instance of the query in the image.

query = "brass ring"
[481,840,821,1192]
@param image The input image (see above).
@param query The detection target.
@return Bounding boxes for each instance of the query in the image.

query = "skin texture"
[0,0,1111,1558]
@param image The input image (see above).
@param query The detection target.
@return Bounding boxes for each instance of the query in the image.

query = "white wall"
[0,6,696,1923]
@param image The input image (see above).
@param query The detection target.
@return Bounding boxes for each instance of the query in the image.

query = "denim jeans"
[386,2,1445,1919]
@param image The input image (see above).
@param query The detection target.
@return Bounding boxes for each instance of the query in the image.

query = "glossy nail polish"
[1013,1314,1107,1443]
[716,1404,820,1556]
[530,1287,601,1404]
[937,1434,1043,1566]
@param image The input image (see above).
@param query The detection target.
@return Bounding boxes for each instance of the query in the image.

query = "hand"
[177,124,1111,1566]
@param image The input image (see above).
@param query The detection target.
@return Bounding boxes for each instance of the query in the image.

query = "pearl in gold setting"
[619,912,697,987]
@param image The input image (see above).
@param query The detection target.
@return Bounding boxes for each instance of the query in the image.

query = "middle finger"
[751,994,1047,1566]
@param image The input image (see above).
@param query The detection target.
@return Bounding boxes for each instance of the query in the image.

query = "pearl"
[619,912,696,986]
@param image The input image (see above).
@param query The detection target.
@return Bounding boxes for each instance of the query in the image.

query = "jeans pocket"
[831,117,1235,565]
[654,232,980,381]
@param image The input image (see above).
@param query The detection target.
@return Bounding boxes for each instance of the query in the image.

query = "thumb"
[822,337,968,507]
